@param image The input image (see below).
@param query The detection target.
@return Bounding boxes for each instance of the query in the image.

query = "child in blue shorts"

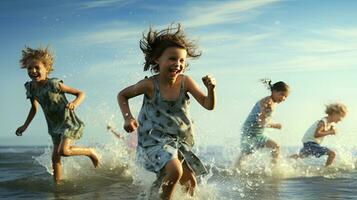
[290,103,347,166]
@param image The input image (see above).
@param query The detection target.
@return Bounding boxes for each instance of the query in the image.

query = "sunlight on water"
[30,132,357,200]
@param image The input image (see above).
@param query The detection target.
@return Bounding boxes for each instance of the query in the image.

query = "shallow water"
[1,143,357,200]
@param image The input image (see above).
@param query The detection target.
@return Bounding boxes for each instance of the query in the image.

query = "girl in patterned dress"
[235,80,289,167]
[117,24,216,199]
[15,46,100,184]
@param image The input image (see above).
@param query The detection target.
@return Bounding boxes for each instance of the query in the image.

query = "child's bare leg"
[58,138,100,167]
[325,150,336,166]
[161,159,183,200]
[290,154,300,159]
[265,140,280,164]
[179,162,196,196]
[52,145,62,184]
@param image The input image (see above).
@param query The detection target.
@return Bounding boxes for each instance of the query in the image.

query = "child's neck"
[159,74,178,87]
[268,96,276,104]
[326,115,334,123]
[34,78,48,87]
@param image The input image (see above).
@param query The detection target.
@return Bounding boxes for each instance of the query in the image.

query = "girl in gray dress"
[118,24,216,200]
[15,46,100,184]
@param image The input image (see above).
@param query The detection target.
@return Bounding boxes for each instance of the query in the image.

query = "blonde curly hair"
[325,103,348,117]
[20,46,54,73]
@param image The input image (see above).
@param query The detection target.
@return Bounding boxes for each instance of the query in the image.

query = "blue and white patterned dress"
[136,75,207,176]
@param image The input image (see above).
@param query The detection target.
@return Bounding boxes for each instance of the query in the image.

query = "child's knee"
[59,147,71,156]
[275,144,280,151]
[328,150,336,158]
[290,154,299,159]
[165,161,183,183]
[271,143,280,153]
[169,167,183,183]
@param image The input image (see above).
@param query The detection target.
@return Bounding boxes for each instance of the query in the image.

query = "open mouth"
[29,73,40,80]
[168,67,182,77]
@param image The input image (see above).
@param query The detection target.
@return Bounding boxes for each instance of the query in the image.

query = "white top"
[301,117,335,144]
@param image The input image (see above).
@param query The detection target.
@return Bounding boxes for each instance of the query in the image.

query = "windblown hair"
[139,23,201,73]
[20,46,54,72]
[325,103,348,117]
[261,79,289,92]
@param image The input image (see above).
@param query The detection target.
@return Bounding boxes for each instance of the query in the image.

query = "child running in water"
[15,46,100,184]
[290,103,347,166]
[117,24,216,200]
[235,80,289,167]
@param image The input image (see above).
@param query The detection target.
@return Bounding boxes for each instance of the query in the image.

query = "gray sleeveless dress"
[25,78,84,145]
[136,75,207,176]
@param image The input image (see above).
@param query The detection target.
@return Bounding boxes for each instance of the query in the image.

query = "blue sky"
[1,0,356,148]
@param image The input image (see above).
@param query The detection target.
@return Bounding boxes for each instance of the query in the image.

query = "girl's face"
[271,90,289,103]
[330,113,344,123]
[26,60,49,82]
[156,47,187,82]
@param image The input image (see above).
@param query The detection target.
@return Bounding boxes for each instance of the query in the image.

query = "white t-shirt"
[302,117,335,144]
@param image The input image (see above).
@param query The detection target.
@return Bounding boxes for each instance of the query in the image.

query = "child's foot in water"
[89,149,101,168]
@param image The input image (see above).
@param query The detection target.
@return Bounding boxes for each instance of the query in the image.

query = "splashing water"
[28,135,357,200]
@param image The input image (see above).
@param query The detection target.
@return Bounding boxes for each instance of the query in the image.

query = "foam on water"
[29,133,357,199]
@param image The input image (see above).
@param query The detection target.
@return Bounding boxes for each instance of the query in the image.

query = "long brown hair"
[140,23,201,73]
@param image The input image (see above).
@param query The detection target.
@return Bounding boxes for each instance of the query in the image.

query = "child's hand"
[329,126,337,135]
[124,118,138,133]
[202,75,216,90]
[66,102,77,110]
[15,125,27,136]
[271,123,282,129]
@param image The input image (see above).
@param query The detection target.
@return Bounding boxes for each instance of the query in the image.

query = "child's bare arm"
[314,121,335,138]
[257,98,278,128]
[186,75,216,110]
[59,83,85,110]
[117,78,153,132]
[16,99,38,136]
[266,123,282,129]
[258,99,281,129]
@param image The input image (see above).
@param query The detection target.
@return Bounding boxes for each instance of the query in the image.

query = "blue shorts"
[299,142,330,158]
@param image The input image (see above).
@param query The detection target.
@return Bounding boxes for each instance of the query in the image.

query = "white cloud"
[264,27,357,72]
[326,28,357,38]
[269,54,357,72]
[284,39,357,53]
[63,26,142,46]
[282,27,357,54]
[62,0,282,47]
[78,0,135,9]
[182,0,280,28]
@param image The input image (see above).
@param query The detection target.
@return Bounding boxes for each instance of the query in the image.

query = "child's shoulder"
[136,75,155,89]
[24,80,33,87]
[260,96,273,106]
[24,81,34,92]
[179,74,193,86]
[317,117,327,125]
[140,75,155,83]
[48,77,63,84]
